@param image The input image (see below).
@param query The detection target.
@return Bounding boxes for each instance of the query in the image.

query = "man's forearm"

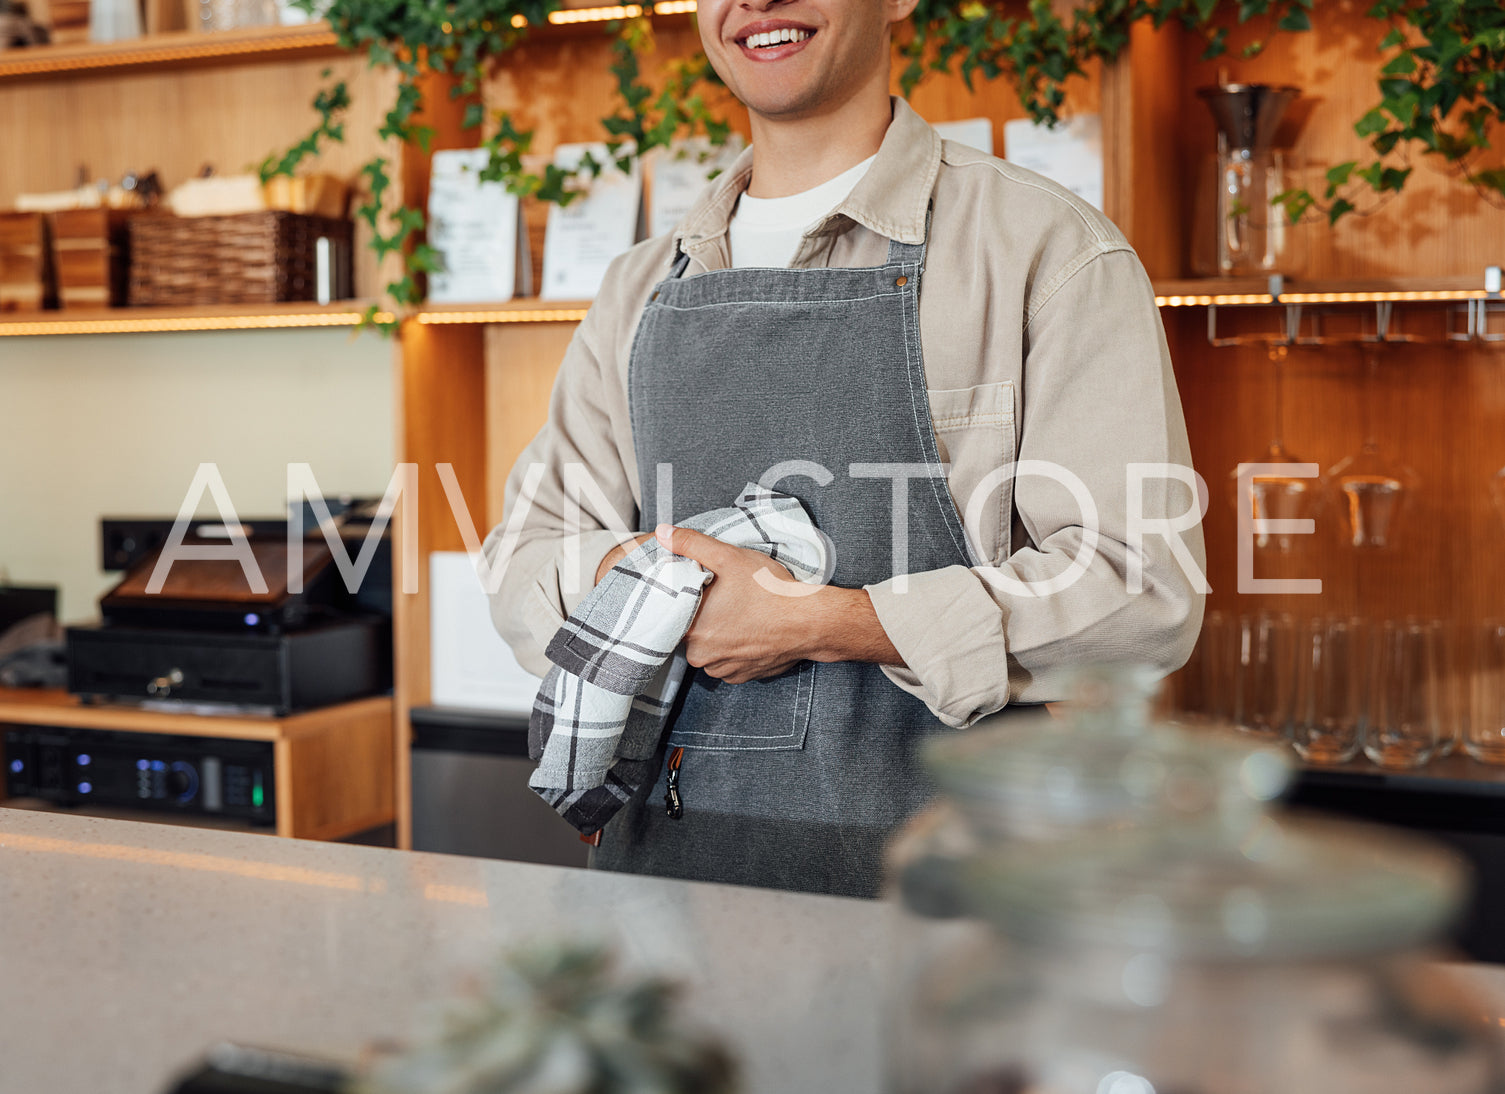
[802,585,903,666]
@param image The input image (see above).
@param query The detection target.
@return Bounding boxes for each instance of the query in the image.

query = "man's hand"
[657,524,903,684]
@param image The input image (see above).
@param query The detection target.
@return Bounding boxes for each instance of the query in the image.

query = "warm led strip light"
[652,0,698,12]
[0,309,391,336]
[418,308,591,324]
[548,4,643,22]
[1157,289,1494,308]
[0,26,338,78]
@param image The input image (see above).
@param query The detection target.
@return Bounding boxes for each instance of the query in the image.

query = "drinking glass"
[1290,616,1367,765]
[1195,609,1234,724]
[1365,620,1440,769]
[1232,612,1295,740]
[1433,619,1467,758]
[1466,622,1505,765]
[1229,345,1328,552]
[1328,345,1418,549]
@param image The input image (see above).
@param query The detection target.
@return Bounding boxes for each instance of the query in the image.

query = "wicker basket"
[128,211,353,306]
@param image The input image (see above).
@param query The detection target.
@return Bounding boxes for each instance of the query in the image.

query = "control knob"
[147,669,185,697]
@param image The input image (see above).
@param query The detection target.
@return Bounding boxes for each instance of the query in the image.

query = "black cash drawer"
[67,618,388,715]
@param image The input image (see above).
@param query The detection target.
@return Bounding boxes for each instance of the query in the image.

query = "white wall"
[0,328,395,622]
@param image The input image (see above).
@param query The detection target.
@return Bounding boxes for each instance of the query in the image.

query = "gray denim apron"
[594,209,979,899]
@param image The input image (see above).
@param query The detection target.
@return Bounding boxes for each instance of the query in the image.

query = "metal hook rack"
[1202,268,1504,348]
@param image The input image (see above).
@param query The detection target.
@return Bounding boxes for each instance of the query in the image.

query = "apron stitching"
[897,262,975,566]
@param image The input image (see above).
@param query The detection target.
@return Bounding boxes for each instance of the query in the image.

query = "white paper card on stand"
[1003,114,1104,211]
[931,117,994,156]
[429,551,542,714]
[540,142,643,301]
[649,136,745,239]
[427,148,523,304]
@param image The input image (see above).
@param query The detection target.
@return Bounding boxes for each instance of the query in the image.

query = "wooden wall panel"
[1103,20,1186,279]
[484,322,578,526]
[1168,309,1505,633]
[0,58,401,297]
[392,325,486,710]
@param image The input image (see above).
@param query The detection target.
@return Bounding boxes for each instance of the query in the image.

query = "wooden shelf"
[0,23,343,82]
[0,299,390,336]
[0,299,597,336]
[0,690,397,839]
[3,283,1496,337]
[0,688,391,742]
[1154,276,1502,308]
[417,299,592,324]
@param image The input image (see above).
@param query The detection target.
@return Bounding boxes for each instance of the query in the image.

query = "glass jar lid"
[923,665,1291,841]
[961,811,1467,962]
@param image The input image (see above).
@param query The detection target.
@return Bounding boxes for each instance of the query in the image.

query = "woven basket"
[128,211,353,306]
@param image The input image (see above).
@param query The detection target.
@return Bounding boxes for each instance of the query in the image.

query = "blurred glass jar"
[944,815,1497,1094]
[886,665,1292,1094]
[887,667,1502,1094]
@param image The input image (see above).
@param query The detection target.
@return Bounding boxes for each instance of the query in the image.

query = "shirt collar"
[671,96,942,258]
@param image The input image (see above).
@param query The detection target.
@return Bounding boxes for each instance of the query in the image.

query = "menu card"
[931,117,995,156]
[649,136,746,239]
[429,551,542,714]
[540,142,643,301]
[1003,114,1104,211]
[427,148,526,303]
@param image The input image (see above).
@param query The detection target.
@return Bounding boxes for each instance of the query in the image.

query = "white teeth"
[744,27,810,48]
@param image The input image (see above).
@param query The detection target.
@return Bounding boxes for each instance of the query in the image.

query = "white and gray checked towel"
[528,484,828,835]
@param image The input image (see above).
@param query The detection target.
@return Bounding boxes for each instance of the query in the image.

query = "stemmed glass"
[1328,343,1418,549]
[1230,342,1327,551]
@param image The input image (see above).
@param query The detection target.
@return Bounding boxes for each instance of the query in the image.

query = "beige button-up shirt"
[485,97,1205,727]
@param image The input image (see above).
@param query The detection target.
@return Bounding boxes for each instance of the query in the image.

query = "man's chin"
[736,88,830,123]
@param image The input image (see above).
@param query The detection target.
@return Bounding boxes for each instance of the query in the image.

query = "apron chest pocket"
[666,661,816,752]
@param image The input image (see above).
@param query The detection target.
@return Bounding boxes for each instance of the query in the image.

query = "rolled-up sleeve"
[483,291,642,678]
[864,245,1206,726]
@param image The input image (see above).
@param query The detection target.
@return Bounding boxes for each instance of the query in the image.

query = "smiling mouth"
[737,27,814,49]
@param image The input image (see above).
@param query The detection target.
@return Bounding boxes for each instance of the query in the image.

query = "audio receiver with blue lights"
[3,726,275,823]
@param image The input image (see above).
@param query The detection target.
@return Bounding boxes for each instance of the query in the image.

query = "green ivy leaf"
[1325,161,1358,196]
[1328,198,1357,225]
[1278,8,1311,32]
[1272,188,1315,224]
[1380,51,1417,75]
[1354,108,1389,137]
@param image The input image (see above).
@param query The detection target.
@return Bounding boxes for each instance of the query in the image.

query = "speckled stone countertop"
[0,808,891,1094]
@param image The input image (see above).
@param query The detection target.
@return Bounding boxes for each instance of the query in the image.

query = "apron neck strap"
[884,199,933,270]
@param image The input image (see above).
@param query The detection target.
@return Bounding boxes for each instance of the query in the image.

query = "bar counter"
[5,807,1505,1094]
[0,809,886,1094]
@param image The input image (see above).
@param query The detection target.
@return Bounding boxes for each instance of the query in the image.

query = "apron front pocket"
[666,661,815,752]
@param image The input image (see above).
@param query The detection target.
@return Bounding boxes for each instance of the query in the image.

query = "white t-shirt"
[727,155,877,269]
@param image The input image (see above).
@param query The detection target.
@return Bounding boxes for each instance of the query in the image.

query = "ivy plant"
[265,0,1502,328]
[1275,0,1505,226]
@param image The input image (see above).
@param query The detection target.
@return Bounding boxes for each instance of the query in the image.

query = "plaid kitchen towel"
[528,484,828,835]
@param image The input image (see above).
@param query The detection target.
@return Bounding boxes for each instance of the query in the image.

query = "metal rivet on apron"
[895,276,908,287]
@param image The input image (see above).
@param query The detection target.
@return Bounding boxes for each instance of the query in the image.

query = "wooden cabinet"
[0,690,394,839]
